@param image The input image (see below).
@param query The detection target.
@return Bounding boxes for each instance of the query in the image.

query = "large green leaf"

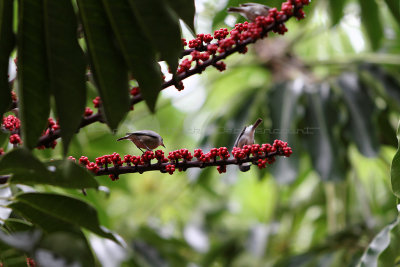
[268,82,302,184]
[165,0,196,33]
[384,0,400,26]
[43,0,87,154]
[0,0,14,118]
[357,217,400,267]
[77,0,130,130]
[304,84,344,181]
[17,0,50,149]
[38,231,95,267]
[358,0,383,50]
[0,148,98,189]
[9,201,79,233]
[102,0,162,112]
[129,0,182,73]
[338,73,380,157]
[328,0,347,25]
[391,121,400,198]
[13,192,119,243]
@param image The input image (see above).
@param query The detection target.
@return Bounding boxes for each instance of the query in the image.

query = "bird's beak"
[161,142,166,148]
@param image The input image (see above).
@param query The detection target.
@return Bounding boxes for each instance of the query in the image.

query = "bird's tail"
[252,118,263,130]
[227,7,244,13]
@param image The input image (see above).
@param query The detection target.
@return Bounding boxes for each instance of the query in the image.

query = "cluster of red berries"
[130,86,140,96]
[1,115,22,145]
[2,115,20,132]
[93,96,101,108]
[176,0,309,79]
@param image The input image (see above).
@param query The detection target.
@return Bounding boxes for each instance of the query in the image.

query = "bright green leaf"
[17,0,51,149]
[391,121,400,198]
[129,0,182,73]
[384,0,400,26]
[0,0,14,118]
[43,0,87,154]
[165,0,196,33]
[358,0,383,50]
[14,192,119,243]
[328,0,347,25]
[357,217,400,267]
[102,0,162,112]
[77,0,130,130]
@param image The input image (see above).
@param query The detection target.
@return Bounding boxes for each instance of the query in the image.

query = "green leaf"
[77,0,130,130]
[357,217,400,267]
[339,73,380,157]
[358,0,383,50]
[43,0,87,154]
[165,0,196,33]
[391,121,400,198]
[4,218,33,233]
[102,0,162,112]
[328,0,347,25]
[0,0,14,117]
[9,201,77,233]
[38,231,95,267]
[304,85,344,181]
[129,0,182,73]
[384,0,400,26]
[14,192,119,243]
[17,0,51,149]
[0,148,98,189]
[268,82,302,184]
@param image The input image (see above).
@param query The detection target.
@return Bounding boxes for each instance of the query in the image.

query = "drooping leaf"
[358,0,383,50]
[4,218,33,233]
[268,81,302,184]
[129,0,182,73]
[102,0,162,112]
[328,0,347,25]
[165,0,196,33]
[357,217,400,267]
[304,84,344,181]
[14,192,119,243]
[0,0,14,117]
[391,121,400,198]
[38,231,95,267]
[77,0,130,130]
[338,73,380,157]
[383,0,400,26]
[43,0,87,154]
[17,0,50,149]
[0,148,98,189]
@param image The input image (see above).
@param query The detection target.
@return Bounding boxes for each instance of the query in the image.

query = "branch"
[4,0,309,149]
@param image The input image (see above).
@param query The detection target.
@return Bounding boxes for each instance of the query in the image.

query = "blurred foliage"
[1,0,400,266]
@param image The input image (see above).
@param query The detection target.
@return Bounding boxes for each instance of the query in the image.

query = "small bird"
[117,130,165,152]
[234,118,263,172]
[227,3,270,22]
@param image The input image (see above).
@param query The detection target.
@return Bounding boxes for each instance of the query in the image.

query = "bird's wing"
[130,130,159,139]
[234,126,247,148]
[240,3,266,7]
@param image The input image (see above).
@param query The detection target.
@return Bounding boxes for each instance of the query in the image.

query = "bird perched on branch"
[117,130,165,152]
[227,3,270,22]
[234,118,263,172]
